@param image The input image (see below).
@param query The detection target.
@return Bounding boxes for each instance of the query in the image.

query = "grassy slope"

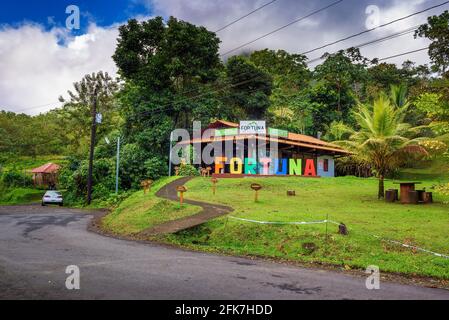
[0,188,43,205]
[102,177,201,235]
[1,155,67,172]
[161,176,449,279]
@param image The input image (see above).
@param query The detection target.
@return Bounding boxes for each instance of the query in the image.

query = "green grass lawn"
[102,177,201,235]
[0,188,44,205]
[159,176,449,279]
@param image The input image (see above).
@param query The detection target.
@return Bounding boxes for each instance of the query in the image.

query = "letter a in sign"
[303,159,317,176]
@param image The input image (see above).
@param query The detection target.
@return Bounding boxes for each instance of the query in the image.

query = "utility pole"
[168,131,173,177]
[115,136,120,194]
[86,88,98,205]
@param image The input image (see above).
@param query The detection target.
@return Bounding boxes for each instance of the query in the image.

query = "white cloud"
[148,0,436,66]
[0,23,119,115]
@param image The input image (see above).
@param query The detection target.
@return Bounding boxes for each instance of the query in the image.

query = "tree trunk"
[378,175,384,199]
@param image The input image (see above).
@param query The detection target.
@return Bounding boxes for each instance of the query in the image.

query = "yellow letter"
[214,157,227,174]
[230,157,243,174]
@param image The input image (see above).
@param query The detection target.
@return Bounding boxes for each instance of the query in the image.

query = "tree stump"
[385,189,398,202]
[407,190,419,204]
[338,223,348,235]
[423,192,433,204]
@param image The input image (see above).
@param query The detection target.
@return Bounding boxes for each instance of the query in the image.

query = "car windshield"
[46,191,61,196]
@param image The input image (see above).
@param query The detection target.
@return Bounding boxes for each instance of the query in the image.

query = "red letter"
[304,159,316,176]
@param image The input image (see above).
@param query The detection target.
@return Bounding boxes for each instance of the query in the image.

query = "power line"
[377,46,429,62]
[4,0,443,115]
[121,0,445,107]
[1,0,431,114]
[1,44,429,117]
[0,43,429,118]
[214,0,279,32]
[221,0,344,56]
[300,0,449,55]
[306,25,420,65]
[2,101,60,113]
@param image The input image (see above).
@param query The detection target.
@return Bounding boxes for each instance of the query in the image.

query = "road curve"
[0,205,448,300]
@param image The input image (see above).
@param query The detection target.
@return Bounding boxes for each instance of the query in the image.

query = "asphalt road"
[0,205,448,300]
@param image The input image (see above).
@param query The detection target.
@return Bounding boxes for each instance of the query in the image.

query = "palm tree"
[339,94,427,199]
[389,84,409,109]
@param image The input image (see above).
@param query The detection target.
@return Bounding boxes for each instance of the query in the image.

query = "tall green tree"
[225,56,272,119]
[249,49,311,133]
[58,72,120,157]
[314,48,369,109]
[415,10,449,74]
[113,16,222,130]
[309,48,369,134]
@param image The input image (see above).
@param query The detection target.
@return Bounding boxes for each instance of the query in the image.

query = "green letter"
[289,159,302,175]
[244,158,257,174]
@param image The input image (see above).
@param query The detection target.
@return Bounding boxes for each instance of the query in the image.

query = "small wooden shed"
[31,163,60,189]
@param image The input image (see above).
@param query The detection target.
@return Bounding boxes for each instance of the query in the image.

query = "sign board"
[268,128,288,138]
[95,113,102,124]
[239,121,266,135]
[215,128,238,137]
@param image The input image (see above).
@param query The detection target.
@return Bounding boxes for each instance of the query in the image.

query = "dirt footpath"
[139,177,233,236]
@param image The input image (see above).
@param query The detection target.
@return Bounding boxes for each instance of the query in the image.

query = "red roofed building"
[31,163,61,188]
[178,120,350,177]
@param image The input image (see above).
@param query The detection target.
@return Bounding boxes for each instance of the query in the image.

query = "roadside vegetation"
[0,155,66,206]
[102,177,201,235]
[0,187,43,205]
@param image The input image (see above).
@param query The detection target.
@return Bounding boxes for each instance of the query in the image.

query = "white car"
[41,191,63,206]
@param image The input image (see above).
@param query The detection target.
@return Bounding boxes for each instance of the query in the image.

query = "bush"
[59,157,115,202]
[1,171,33,188]
[177,163,200,176]
[145,157,167,181]
[435,183,449,196]
[59,143,169,205]
[119,143,150,189]
[419,140,448,159]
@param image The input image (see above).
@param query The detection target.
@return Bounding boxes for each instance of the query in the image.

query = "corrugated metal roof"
[31,163,60,174]
[180,135,351,154]
[201,120,348,154]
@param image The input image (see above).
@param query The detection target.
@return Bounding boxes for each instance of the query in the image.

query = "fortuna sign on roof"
[239,121,266,135]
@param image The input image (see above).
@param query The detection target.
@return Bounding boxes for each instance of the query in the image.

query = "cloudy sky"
[0,0,447,114]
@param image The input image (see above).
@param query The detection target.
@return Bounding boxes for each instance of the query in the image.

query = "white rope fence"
[226,215,449,259]
[228,216,340,225]
[370,234,449,259]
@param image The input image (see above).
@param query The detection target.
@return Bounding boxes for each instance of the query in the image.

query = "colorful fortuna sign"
[214,157,317,176]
